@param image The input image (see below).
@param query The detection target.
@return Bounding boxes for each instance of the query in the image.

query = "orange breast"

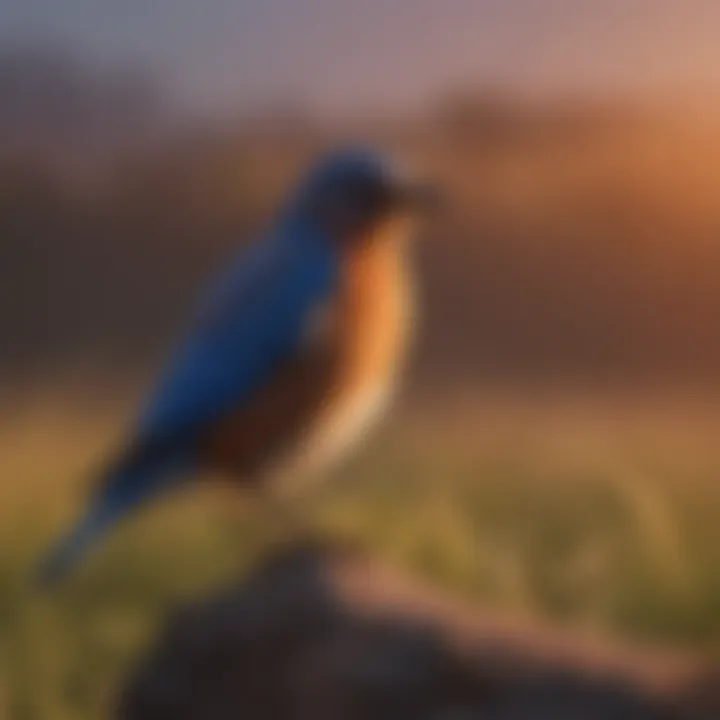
[199,230,412,484]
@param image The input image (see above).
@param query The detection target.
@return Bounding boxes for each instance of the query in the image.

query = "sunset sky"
[2,0,720,114]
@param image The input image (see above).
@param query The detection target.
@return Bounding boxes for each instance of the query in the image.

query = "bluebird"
[38,148,435,586]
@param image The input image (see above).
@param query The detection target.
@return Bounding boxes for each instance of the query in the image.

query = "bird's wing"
[38,223,340,588]
[135,223,339,453]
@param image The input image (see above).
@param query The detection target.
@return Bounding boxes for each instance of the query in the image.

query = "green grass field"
[3,389,720,719]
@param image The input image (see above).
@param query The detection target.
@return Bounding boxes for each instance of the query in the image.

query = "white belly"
[306,377,394,474]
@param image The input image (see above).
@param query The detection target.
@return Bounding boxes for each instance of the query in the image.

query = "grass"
[2,389,720,719]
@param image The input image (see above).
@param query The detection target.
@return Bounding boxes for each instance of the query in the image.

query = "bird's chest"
[303,239,413,465]
[202,240,413,481]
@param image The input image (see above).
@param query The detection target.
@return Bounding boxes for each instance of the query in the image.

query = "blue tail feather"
[36,500,122,589]
[36,450,191,589]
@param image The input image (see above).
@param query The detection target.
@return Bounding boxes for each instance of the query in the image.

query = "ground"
[3,389,720,718]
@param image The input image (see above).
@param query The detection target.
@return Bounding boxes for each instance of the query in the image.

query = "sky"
[2,0,720,115]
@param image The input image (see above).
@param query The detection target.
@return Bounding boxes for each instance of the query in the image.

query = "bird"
[37,148,435,586]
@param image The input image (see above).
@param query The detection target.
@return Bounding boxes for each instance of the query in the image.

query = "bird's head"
[290,148,438,248]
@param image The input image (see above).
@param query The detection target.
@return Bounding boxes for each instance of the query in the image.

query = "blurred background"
[4,1,720,717]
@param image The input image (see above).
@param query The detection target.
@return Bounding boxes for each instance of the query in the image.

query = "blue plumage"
[137,220,339,445]
[38,219,339,586]
[37,148,426,587]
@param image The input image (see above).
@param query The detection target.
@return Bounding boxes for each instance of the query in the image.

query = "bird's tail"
[36,448,190,589]
[36,498,122,589]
